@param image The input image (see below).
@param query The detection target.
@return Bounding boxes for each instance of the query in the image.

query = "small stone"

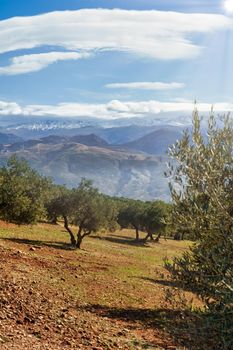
[16,319,23,325]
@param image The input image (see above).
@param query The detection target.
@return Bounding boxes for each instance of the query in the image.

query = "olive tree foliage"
[0,156,52,224]
[46,185,72,222]
[117,198,170,242]
[142,201,170,242]
[71,180,115,248]
[166,109,233,311]
[117,199,145,241]
[46,185,76,244]
[46,179,118,248]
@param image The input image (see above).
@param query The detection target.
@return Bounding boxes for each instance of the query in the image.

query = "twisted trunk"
[143,231,153,241]
[76,225,83,249]
[154,232,162,243]
[144,230,157,242]
[63,215,76,245]
[76,226,92,249]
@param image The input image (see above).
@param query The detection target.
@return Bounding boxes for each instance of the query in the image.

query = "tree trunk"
[76,225,83,249]
[135,227,139,241]
[76,228,92,249]
[149,234,154,241]
[155,232,162,243]
[134,227,139,241]
[174,232,181,240]
[76,237,82,249]
[51,215,58,225]
[143,233,149,241]
[143,231,153,241]
[63,215,76,245]
[174,231,184,240]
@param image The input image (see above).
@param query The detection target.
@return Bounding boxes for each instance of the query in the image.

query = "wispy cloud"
[105,82,185,90]
[0,51,90,75]
[0,99,232,119]
[0,9,232,61]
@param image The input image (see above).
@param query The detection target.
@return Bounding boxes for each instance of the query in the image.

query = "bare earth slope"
[0,222,212,350]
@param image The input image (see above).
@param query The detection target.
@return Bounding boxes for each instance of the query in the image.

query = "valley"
[0,122,181,200]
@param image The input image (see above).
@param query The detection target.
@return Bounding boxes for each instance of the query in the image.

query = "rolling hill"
[0,132,23,145]
[6,134,109,152]
[120,128,183,155]
[0,138,170,201]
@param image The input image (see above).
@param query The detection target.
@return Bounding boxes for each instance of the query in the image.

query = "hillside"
[0,132,23,145]
[6,134,109,152]
[96,125,162,145]
[0,141,170,200]
[0,221,208,350]
[0,127,184,200]
[121,129,183,155]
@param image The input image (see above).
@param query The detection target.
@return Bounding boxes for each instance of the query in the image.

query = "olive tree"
[166,109,233,311]
[47,179,117,248]
[117,199,145,241]
[46,186,77,245]
[0,156,51,224]
[72,180,108,248]
[142,201,169,242]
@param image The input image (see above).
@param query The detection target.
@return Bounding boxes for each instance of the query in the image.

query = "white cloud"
[105,82,185,90]
[0,9,232,60]
[0,99,232,119]
[0,101,22,115]
[0,51,90,75]
[224,0,233,14]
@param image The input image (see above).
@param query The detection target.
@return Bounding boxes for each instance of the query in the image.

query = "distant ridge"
[0,132,23,145]
[120,128,183,155]
[70,134,108,147]
[6,134,109,152]
[0,136,169,201]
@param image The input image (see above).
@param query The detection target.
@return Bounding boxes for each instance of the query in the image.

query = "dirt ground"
[0,222,205,349]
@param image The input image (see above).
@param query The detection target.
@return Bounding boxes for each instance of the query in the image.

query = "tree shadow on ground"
[3,237,74,251]
[138,276,187,290]
[79,304,225,350]
[91,234,150,247]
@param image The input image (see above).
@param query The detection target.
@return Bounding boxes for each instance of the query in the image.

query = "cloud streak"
[0,99,232,119]
[105,82,185,90]
[0,9,232,61]
[0,51,90,75]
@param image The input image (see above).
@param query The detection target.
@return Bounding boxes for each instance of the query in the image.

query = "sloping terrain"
[0,124,184,200]
[0,141,170,200]
[1,114,187,142]
[6,134,109,152]
[121,129,183,155]
[0,133,23,145]
[0,221,208,350]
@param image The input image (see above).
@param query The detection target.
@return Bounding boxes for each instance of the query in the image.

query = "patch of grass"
[0,223,191,303]
[1,221,201,349]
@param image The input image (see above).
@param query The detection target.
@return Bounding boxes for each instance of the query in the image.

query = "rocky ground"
[0,222,204,349]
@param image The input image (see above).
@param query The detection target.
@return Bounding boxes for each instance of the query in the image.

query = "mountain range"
[0,132,23,145]
[0,116,185,200]
[120,128,183,155]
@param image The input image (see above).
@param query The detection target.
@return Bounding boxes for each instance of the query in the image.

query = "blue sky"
[0,1,225,18]
[0,0,233,120]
